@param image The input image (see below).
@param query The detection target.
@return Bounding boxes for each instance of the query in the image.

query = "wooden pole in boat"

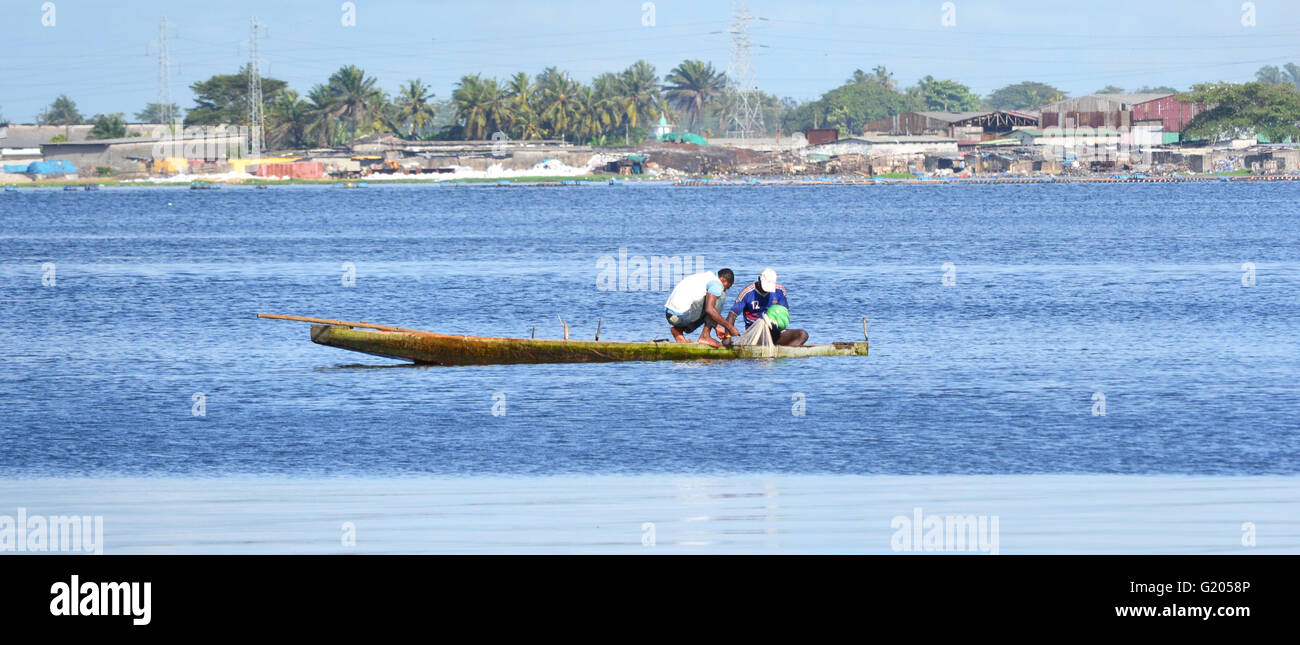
[558,316,569,341]
[257,313,428,334]
[595,317,602,341]
[862,316,868,342]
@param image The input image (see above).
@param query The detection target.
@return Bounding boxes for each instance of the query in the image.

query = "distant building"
[1129,94,1205,143]
[0,123,164,148]
[652,116,673,140]
[863,110,1039,140]
[1005,128,1121,147]
[42,131,248,174]
[802,128,840,146]
[1038,93,1204,139]
[1,146,42,163]
[804,135,959,157]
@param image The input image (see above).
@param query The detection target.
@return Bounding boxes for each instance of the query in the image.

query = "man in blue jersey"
[726,268,809,346]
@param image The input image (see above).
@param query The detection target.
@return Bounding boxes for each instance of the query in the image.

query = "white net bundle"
[731,314,776,356]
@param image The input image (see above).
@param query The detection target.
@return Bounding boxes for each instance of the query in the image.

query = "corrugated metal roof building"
[1039,93,1173,129]
[41,132,248,173]
[864,110,1039,138]
[1130,94,1204,136]
[0,123,165,148]
[802,128,839,146]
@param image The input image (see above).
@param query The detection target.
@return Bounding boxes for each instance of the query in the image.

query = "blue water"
[2,183,1297,476]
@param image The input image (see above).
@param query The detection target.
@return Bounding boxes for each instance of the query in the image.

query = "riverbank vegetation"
[29,61,1300,146]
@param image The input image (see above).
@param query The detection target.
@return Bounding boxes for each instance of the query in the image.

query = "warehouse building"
[1038,93,1203,142]
[41,130,248,175]
[1129,94,1205,143]
[863,110,1039,140]
[803,135,959,157]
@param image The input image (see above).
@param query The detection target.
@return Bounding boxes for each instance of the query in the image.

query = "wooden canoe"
[260,313,868,366]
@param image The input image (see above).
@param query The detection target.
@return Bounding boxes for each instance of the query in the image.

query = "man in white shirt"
[663,268,740,347]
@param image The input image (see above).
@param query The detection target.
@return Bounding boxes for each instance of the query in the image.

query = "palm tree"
[322,65,383,141]
[535,67,582,141]
[579,80,617,144]
[304,85,340,145]
[395,79,436,138]
[616,60,662,143]
[663,59,726,133]
[871,65,897,91]
[43,95,83,125]
[1285,63,1300,88]
[88,113,127,139]
[714,90,743,135]
[1256,65,1285,84]
[367,90,399,136]
[266,90,311,149]
[503,72,535,138]
[451,74,503,140]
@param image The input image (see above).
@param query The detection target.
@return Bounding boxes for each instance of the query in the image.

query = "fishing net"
[732,314,776,356]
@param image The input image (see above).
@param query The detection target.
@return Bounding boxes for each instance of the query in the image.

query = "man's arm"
[705,294,740,337]
[726,290,749,328]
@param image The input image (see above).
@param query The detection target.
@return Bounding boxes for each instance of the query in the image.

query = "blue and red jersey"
[729,283,788,329]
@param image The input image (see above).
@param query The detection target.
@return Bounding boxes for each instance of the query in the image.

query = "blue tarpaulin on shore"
[3,164,31,173]
[25,160,78,175]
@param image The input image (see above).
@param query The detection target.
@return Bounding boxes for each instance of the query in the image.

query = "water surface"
[2,183,1297,475]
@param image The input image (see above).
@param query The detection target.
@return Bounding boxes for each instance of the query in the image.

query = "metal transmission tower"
[726,0,765,139]
[246,17,266,158]
[156,17,175,125]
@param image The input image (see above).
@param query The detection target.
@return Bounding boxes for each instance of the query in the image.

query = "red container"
[256,162,324,179]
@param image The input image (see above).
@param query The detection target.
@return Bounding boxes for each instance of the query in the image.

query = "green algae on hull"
[309,324,867,366]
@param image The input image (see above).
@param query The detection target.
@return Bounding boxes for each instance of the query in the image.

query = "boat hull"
[309,324,868,366]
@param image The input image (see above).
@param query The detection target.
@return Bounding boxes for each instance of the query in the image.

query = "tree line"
[29,61,1300,145]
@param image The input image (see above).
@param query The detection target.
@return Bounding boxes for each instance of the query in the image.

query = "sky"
[2,0,1299,122]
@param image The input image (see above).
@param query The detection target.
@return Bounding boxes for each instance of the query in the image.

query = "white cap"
[759,268,777,293]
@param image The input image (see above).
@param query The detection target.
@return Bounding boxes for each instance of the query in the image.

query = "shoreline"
[5,171,1300,189]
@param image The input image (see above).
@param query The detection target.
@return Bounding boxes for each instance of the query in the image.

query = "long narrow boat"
[259,313,868,366]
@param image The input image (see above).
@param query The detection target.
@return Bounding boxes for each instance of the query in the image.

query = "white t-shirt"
[664,271,725,320]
